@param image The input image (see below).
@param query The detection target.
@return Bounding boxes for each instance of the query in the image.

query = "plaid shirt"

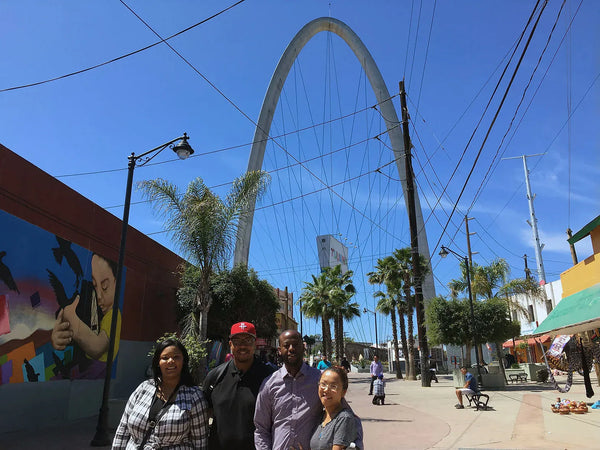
[113,380,209,449]
[373,379,385,396]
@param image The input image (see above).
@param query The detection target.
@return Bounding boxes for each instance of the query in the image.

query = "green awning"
[568,214,600,245]
[533,283,600,336]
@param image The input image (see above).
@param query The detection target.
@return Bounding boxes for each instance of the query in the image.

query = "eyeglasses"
[231,337,255,346]
[319,382,340,392]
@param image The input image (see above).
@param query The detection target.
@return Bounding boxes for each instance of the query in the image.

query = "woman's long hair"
[151,338,195,387]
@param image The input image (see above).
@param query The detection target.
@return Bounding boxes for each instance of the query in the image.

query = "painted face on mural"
[91,254,116,315]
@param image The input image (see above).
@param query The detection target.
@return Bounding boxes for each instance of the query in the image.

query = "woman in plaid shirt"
[113,338,209,449]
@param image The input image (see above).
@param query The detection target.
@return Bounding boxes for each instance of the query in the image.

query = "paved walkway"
[346,371,600,449]
[1,371,598,449]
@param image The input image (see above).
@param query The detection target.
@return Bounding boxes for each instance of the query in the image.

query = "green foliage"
[511,363,521,369]
[299,265,358,361]
[536,368,549,382]
[147,332,208,381]
[138,171,270,345]
[207,264,279,341]
[426,296,471,346]
[426,295,519,347]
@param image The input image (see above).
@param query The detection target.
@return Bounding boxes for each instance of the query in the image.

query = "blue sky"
[1,1,598,345]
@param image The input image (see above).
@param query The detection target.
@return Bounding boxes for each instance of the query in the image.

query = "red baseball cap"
[230,322,257,338]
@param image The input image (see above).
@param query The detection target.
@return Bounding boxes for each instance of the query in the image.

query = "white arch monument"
[233,17,435,300]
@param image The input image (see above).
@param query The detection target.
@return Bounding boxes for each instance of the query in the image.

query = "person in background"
[318,354,333,371]
[340,356,351,373]
[372,373,385,405]
[113,337,208,449]
[203,322,274,450]
[310,366,361,450]
[368,354,383,395]
[455,366,478,409]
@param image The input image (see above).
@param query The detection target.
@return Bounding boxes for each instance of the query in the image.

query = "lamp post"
[363,307,378,359]
[439,245,482,386]
[91,134,194,446]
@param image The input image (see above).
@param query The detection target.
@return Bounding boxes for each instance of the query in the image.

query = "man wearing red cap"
[203,322,275,450]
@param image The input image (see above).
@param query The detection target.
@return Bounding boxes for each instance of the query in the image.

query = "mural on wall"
[0,209,125,383]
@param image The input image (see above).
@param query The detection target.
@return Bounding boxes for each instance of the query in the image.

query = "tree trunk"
[397,306,408,377]
[338,313,345,363]
[322,315,333,361]
[334,313,343,364]
[464,343,472,367]
[390,308,403,379]
[407,306,416,380]
[495,341,508,384]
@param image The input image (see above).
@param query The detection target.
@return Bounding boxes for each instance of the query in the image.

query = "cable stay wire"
[0,0,246,93]
[400,2,543,254]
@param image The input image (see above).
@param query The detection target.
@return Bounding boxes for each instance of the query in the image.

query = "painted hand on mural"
[50,308,73,351]
[62,295,79,329]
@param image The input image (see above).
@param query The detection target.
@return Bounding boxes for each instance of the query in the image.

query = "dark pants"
[369,375,377,394]
[373,395,385,405]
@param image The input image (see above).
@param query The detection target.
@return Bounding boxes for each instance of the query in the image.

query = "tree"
[299,271,334,360]
[299,265,358,362]
[328,266,359,362]
[367,255,404,379]
[425,295,520,366]
[139,171,270,374]
[374,291,403,379]
[448,257,542,371]
[207,264,279,341]
[393,248,429,380]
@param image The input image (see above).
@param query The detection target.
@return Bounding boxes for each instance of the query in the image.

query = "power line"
[431,0,547,257]
[0,0,246,93]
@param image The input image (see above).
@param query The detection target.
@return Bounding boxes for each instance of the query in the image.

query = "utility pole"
[566,228,579,265]
[523,254,532,280]
[502,154,546,284]
[464,216,478,268]
[465,216,483,365]
[400,80,430,387]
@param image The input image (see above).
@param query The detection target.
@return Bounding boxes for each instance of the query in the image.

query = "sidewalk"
[346,370,600,449]
[1,371,598,449]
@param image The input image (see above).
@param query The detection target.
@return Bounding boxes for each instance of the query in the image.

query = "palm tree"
[374,291,403,379]
[328,265,358,362]
[299,271,334,360]
[393,248,430,380]
[139,171,270,348]
[367,256,404,379]
[333,293,360,363]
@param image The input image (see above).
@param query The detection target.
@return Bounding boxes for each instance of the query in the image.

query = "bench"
[465,391,490,411]
[508,373,528,383]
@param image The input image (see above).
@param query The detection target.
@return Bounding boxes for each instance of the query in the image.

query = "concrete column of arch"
[233,17,435,300]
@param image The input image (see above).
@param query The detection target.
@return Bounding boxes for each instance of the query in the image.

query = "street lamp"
[363,307,378,358]
[91,134,194,446]
[439,245,482,386]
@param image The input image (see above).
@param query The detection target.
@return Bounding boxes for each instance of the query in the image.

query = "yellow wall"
[561,253,600,297]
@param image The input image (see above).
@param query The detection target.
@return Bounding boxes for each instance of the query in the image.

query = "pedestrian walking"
[368,355,383,395]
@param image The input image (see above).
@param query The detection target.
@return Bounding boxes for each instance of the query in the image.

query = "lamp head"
[439,246,449,258]
[172,133,194,160]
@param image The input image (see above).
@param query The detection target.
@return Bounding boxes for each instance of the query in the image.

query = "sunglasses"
[231,337,256,346]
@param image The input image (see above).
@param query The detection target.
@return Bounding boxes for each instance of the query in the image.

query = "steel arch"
[233,17,435,300]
